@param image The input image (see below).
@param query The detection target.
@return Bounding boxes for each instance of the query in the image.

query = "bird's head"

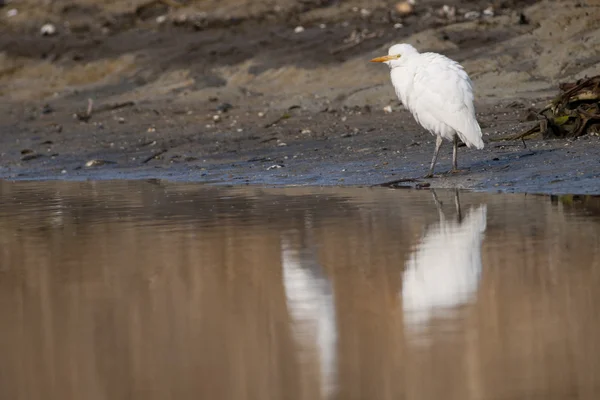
[370,43,419,68]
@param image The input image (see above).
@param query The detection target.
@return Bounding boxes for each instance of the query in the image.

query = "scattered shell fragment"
[156,15,167,24]
[464,11,480,19]
[301,128,312,134]
[294,26,305,33]
[40,23,57,36]
[441,5,456,18]
[394,23,403,29]
[257,111,265,117]
[267,164,284,170]
[483,6,494,17]
[7,9,18,17]
[212,114,221,122]
[85,159,113,167]
[383,105,393,113]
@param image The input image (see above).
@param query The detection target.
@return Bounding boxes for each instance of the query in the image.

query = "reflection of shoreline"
[281,231,337,400]
[402,193,487,339]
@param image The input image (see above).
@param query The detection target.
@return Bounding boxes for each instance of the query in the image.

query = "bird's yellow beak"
[370,54,401,63]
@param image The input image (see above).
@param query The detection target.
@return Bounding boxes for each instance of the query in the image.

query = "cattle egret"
[371,44,484,177]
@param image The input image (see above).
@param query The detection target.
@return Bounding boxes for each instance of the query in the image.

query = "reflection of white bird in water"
[402,191,487,332]
[281,230,337,399]
[371,44,484,177]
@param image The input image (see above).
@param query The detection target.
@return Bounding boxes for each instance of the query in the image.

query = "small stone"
[7,9,18,17]
[483,6,494,17]
[278,142,287,147]
[464,11,480,19]
[267,164,284,170]
[294,26,305,33]
[147,127,156,132]
[216,102,233,112]
[212,114,221,122]
[40,23,57,36]
[117,117,125,124]
[395,1,413,16]
[441,5,456,18]
[301,128,312,134]
[319,24,327,29]
[21,153,44,161]
[156,15,167,24]
[257,111,265,117]
[85,159,114,167]
[360,8,371,17]
[383,105,393,113]
[394,23,403,29]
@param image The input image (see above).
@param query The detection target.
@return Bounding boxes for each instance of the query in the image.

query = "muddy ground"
[1,0,599,194]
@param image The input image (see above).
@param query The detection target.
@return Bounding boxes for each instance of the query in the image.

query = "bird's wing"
[411,53,484,149]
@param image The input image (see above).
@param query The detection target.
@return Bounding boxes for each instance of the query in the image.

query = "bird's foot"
[448,168,466,175]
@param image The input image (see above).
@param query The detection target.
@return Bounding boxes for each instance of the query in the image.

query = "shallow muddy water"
[1,180,600,400]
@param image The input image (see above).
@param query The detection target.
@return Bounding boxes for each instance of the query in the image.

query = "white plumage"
[371,44,484,177]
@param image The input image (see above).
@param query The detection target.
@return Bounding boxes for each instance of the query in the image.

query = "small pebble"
[7,9,18,17]
[383,105,393,113]
[319,24,327,29]
[483,6,494,17]
[40,23,57,36]
[294,26,305,33]
[464,11,480,19]
[156,15,167,24]
[395,1,413,16]
[257,111,265,117]
[441,5,456,18]
[301,128,312,134]
[212,114,221,122]
[85,159,111,167]
[394,23,403,29]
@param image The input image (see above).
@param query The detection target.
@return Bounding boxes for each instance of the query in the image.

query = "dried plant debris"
[500,75,600,141]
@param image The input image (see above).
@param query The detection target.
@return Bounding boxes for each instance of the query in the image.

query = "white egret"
[371,44,484,177]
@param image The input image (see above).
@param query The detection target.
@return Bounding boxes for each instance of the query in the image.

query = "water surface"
[1,181,599,400]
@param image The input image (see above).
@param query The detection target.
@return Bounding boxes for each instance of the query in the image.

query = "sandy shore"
[1,0,599,193]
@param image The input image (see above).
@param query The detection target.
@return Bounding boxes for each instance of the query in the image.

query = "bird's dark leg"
[452,134,459,173]
[424,135,443,178]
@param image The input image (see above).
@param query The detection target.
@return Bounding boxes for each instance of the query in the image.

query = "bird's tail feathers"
[460,117,484,150]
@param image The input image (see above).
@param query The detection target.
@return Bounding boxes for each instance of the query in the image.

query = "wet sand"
[1,0,600,193]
